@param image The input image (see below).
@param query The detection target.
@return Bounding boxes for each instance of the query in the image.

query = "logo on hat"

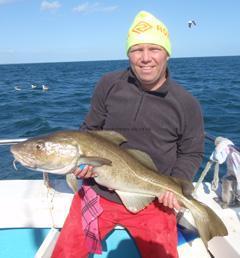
[156,25,169,38]
[132,21,152,34]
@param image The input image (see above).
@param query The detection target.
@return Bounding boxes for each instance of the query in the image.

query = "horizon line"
[0,54,239,66]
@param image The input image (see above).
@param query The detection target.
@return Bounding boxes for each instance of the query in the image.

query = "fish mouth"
[11,151,37,169]
[11,150,77,174]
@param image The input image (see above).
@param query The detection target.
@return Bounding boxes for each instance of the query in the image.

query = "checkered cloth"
[80,185,103,254]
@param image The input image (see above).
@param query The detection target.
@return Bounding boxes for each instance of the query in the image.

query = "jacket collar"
[128,67,170,97]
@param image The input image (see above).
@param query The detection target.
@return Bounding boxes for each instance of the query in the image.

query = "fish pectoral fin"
[126,149,158,171]
[89,130,127,145]
[79,156,112,167]
[66,173,79,193]
[115,190,155,213]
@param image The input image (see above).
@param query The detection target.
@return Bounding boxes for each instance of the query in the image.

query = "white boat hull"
[0,179,239,258]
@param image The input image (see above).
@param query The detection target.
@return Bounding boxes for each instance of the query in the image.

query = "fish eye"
[35,142,44,151]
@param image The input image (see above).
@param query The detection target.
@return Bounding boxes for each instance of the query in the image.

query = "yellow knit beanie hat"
[126,11,171,56]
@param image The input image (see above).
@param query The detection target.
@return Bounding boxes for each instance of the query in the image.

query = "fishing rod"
[204,132,216,143]
[0,138,28,146]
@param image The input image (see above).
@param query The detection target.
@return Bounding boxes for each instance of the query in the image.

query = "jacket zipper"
[134,92,144,121]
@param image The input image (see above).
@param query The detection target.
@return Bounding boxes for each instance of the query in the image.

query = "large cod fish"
[10,130,228,246]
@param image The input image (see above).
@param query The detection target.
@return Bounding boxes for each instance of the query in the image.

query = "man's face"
[128,43,169,90]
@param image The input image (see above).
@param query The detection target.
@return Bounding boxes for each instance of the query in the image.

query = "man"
[52,10,204,258]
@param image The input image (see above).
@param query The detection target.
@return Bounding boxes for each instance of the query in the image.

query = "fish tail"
[187,199,228,246]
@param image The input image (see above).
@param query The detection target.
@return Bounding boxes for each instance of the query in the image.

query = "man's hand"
[73,165,97,179]
[158,191,181,210]
[73,165,115,191]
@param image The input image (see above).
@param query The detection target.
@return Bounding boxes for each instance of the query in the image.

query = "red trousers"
[51,192,178,258]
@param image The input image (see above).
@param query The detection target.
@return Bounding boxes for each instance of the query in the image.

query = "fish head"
[11,133,81,174]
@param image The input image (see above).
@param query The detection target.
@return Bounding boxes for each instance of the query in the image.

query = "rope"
[211,162,219,191]
[46,185,57,228]
[193,160,213,194]
[43,172,57,228]
[194,136,233,194]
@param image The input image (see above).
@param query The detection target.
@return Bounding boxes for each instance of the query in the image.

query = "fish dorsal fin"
[171,177,194,197]
[89,130,127,145]
[115,190,155,213]
[126,149,158,171]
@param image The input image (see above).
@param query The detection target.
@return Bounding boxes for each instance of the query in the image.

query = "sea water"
[0,56,239,181]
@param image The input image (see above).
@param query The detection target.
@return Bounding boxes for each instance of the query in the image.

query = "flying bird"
[188,20,196,28]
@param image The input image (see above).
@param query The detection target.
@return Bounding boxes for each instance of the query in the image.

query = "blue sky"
[0,0,240,64]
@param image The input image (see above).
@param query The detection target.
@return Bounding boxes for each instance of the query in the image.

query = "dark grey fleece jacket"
[80,68,205,203]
